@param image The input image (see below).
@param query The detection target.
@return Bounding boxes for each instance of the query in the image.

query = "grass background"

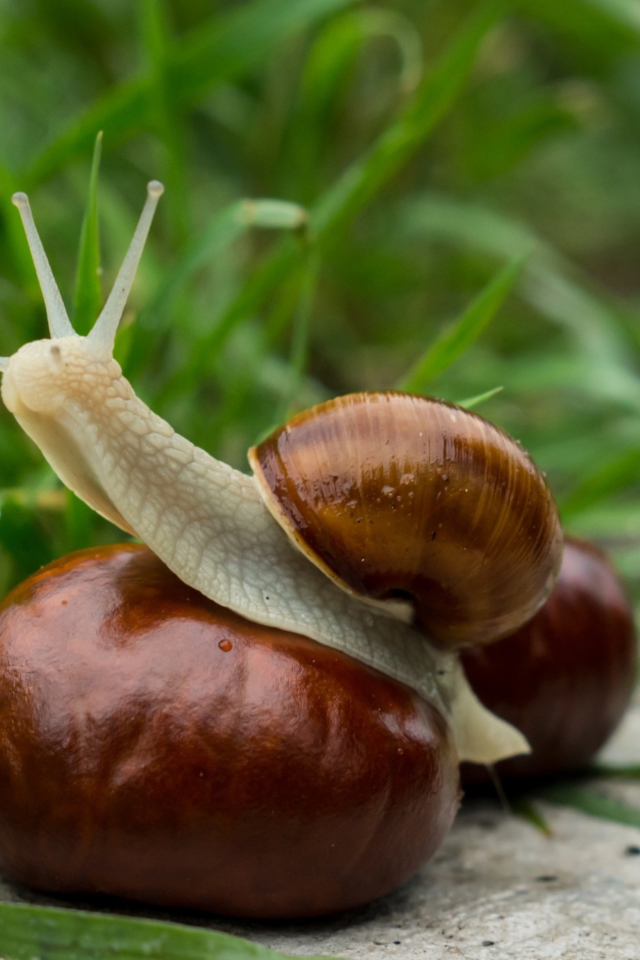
[0,0,639,626]
[0,0,639,949]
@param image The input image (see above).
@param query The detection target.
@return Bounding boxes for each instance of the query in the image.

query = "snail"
[0,182,565,766]
[0,544,460,918]
[462,535,638,780]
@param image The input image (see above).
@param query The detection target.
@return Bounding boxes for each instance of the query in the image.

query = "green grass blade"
[63,489,98,555]
[194,242,301,362]
[0,902,341,960]
[311,1,503,239]
[140,201,248,332]
[589,764,640,779]
[288,13,367,205]
[129,201,309,390]
[281,248,321,418]
[24,0,355,186]
[0,499,55,586]
[140,200,307,332]
[583,0,640,32]
[24,79,148,189]
[400,193,640,412]
[141,0,188,245]
[242,201,308,231]
[72,132,103,335]
[457,386,504,409]
[168,0,353,107]
[400,195,632,363]
[559,447,640,519]
[356,8,423,94]
[169,3,501,393]
[511,798,554,837]
[539,784,640,827]
[398,258,523,392]
[289,4,423,204]
[0,486,65,513]
[0,163,37,289]
[517,0,639,58]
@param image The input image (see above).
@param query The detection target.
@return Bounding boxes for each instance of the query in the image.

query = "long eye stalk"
[12,193,74,340]
[88,181,164,353]
[9,181,163,354]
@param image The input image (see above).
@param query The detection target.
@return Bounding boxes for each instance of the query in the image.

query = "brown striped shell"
[249,393,563,650]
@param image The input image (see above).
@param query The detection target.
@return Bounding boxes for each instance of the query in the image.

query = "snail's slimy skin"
[1,335,525,764]
[0,183,531,766]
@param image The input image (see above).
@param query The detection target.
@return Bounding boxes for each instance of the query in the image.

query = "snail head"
[0,182,164,415]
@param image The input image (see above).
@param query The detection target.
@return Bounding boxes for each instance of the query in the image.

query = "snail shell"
[250,392,564,649]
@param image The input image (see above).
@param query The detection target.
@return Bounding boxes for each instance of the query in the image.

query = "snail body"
[0,182,566,764]
[0,544,460,918]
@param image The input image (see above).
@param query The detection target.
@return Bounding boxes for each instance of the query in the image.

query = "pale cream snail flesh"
[0,182,565,764]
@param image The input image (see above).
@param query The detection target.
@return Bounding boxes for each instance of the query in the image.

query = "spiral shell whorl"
[250,393,563,649]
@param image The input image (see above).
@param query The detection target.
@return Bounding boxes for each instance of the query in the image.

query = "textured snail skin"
[0,544,459,919]
[461,537,637,780]
[250,392,563,650]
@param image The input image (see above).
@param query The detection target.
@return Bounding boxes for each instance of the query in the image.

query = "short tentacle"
[12,193,74,340]
[88,181,164,353]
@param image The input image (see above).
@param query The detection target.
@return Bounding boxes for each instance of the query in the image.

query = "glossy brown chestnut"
[0,543,460,919]
[461,536,637,780]
[250,392,563,650]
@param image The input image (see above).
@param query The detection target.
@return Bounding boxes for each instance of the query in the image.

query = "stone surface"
[0,707,638,960]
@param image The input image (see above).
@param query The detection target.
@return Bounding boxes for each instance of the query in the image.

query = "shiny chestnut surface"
[0,544,459,918]
[250,392,563,649]
[462,537,637,780]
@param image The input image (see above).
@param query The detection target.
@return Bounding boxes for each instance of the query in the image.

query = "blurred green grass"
[0,0,639,628]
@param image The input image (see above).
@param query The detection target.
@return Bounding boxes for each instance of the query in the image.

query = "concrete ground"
[1,707,638,960]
